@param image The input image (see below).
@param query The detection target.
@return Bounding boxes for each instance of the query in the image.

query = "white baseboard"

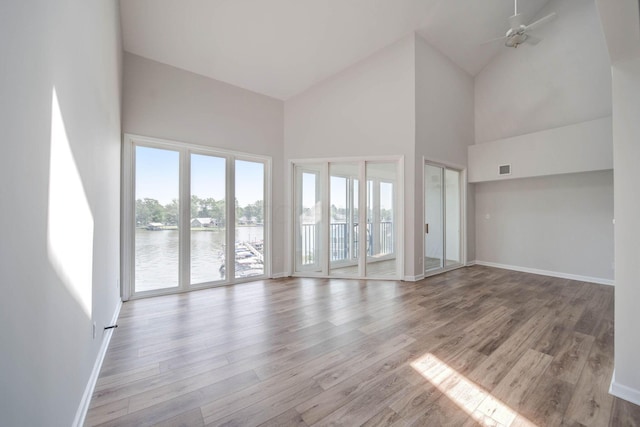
[73,299,122,427]
[474,261,614,286]
[610,371,640,406]
[403,274,425,282]
[271,272,288,279]
[465,260,477,267]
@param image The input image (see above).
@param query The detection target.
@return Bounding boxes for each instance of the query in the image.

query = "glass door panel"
[190,154,226,285]
[235,160,265,279]
[329,163,359,277]
[424,164,444,272]
[366,162,397,277]
[445,169,461,267]
[295,164,323,273]
[134,146,180,292]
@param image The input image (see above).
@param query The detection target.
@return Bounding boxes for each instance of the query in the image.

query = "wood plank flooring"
[86,266,640,427]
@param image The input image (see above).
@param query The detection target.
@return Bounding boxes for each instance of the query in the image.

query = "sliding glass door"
[329,163,359,277]
[366,162,397,277]
[190,153,226,284]
[424,162,463,275]
[124,135,270,298]
[235,160,265,279]
[294,163,323,274]
[445,169,461,267]
[293,158,401,279]
[134,146,181,292]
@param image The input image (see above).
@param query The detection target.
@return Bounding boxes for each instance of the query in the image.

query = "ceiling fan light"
[505,33,527,48]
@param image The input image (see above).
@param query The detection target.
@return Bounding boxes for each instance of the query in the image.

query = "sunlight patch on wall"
[411,353,535,426]
[47,87,94,317]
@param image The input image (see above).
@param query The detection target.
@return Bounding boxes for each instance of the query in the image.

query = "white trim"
[474,261,614,286]
[285,160,294,276]
[466,260,477,266]
[395,157,405,281]
[289,155,404,164]
[424,263,465,278]
[121,137,135,301]
[610,371,640,406]
[124,133,271,161]
[403,274,425,282]
[271,272,288,279]
[73,300,122,427]
[421,157,466,172]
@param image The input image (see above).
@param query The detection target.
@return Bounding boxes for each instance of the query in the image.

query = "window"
[123,135,271,299]
[292,157,402,279]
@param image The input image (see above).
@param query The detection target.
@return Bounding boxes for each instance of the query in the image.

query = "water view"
[135,226,264,292]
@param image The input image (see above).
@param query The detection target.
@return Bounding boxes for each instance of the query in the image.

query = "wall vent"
[499,164,511,176]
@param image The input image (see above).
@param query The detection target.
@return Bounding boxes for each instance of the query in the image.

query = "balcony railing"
[300,221,394,265]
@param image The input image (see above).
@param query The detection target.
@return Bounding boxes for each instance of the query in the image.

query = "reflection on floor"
[330,259,397,277]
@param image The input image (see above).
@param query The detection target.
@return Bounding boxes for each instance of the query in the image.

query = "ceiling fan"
[483,0,557,48]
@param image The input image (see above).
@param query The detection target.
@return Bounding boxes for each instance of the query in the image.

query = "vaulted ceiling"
[120,0,553,100]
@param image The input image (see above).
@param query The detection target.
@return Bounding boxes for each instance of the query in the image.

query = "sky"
[135,146,264,206]
[136,145,393,211]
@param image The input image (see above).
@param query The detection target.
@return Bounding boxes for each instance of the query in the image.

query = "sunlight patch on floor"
[411,353,536,427]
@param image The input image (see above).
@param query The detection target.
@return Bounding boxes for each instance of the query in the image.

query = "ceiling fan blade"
[525,12,557,32]
[524,34,542,45]
[508,14,524,31]
[479,35,508,45]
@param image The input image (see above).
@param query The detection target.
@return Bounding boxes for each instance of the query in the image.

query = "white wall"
[284,35,417,276]
[0,1,122,426]
[284,35,415,160]
[469,117,613,183]
[475,171,614,281]
[472,0,613,280]
[475,0,611,144]
[597,0,640,404]
[609,55,640,404]
[415,35,475,267]
[122,53,286,275]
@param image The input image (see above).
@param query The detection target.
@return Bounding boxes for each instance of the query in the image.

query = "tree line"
[136,196,263,226]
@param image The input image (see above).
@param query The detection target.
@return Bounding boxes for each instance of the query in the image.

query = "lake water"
[135,226,264,292]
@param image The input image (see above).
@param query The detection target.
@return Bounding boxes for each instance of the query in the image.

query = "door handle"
[425,223,429,234]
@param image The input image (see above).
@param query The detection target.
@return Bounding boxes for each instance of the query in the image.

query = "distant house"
[238,216,257,225]
[146,222,164,230]
[191,218,218,228]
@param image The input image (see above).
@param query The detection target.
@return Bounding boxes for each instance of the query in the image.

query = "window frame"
[122,134,272,300]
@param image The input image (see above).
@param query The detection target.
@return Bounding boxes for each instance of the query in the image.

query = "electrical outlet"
[92,322,97,339]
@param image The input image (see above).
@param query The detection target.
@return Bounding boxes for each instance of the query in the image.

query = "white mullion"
[226,157,235,282]
[179,149,191,290]
[347,178,354,261]
[264,158,271,278]
[294,166,302,273]
[461,169,466,266]
[442,167,447,270]
[395,158,404,280]
[321,163,330,276]
[359,162,367,278]
[122,139,135,300]
[314,170,321,272]
[373,177,381,256]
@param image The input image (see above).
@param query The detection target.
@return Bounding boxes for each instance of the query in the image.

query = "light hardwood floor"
[86,266,640,426]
